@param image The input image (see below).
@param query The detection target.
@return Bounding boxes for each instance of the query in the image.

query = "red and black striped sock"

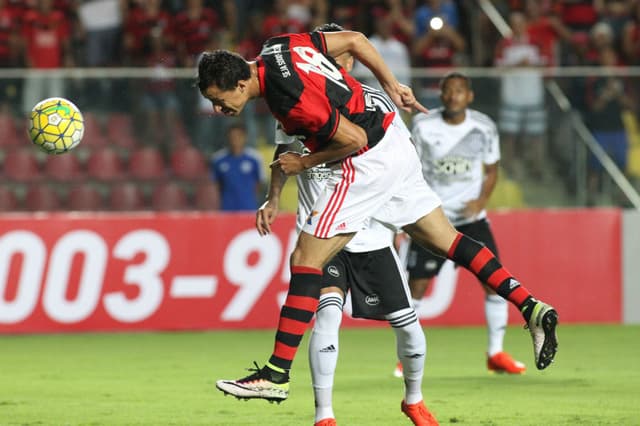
[448,233,534,314]
[268,266,322,371]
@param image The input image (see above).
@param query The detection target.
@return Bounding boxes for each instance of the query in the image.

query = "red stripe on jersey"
[290,266,322,275]
[355,146,369,156]
[256,58,266,96]
[470,246,493,273]
[284,295,319,313]
[316,157,355,238]
[382,111,396,130]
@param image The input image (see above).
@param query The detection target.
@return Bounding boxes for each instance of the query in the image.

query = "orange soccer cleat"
[401,400,439,426]
[314,418,337,426]
[487,351,526,374]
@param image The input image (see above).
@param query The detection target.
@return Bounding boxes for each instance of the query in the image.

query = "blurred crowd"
[1,0,640,211]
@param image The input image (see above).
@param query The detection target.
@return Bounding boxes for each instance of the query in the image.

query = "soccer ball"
[28,97,84,154]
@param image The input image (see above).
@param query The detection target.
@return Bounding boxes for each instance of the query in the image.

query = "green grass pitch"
[1,324,639,425]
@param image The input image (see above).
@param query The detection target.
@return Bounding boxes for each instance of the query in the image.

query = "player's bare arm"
[464,162,499,218]
[275,114,367,176]
[257,145,289,235]
[323,31,428,114]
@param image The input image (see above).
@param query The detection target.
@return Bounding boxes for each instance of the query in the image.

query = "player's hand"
[394,84,429,114]
[463,199,484,219]
[274,151,306,176]
[256,199,279,236]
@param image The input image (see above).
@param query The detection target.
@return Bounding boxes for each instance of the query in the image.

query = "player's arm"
[257,144,289,236]
[322,31,427,114]
[276,114,366,175]
[464,162,498,218]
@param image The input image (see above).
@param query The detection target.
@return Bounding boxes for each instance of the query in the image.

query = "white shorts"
[302,118,442,238]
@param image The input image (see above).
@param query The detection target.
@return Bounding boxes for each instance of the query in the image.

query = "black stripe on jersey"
[311,31,327,54]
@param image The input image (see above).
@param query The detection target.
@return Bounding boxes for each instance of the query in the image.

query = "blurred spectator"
[414,0,459,35]
[523,0,573,66]
[353,11,411,88]
[209,122,266,211]
[411,0,465,108]
[0,0,24,113]
[495,11,548,179]
[584,46,635,204]
[174,0,221,67]
[262,0,307,38]
[622,0,640,64]
[594,0,633,49]
[328,0,361,30]
[140,27,179,157]
[586,21,616,63]
[363,0,415,45]
[77,0,124,66]
[123,0,172,66]
[21,0,73,114]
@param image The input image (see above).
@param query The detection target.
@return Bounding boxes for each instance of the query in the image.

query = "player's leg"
[216,231,353,402]
[309,253,350,425]
[347,247,438,425]
[460,220,526,374]
[403,207,558,370]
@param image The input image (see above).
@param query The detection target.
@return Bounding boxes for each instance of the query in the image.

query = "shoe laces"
[237,361,264,384]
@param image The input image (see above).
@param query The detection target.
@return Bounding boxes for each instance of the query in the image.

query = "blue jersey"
[210,148,265,211]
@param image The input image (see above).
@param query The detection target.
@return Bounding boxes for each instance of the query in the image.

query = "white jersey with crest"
[274,84,399,253]
[412,107,500,226]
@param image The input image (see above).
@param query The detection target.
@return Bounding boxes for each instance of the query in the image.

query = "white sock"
[485,294,508,356]
[411,298,422,310]
[309,292,343,422]
[387,307,425,405]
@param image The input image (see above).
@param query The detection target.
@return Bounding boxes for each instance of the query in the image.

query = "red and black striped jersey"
[256,31,394,153]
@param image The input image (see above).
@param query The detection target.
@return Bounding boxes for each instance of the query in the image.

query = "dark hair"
[439,72,472,90]
[197,50,250,93]
[313,23,345,32]
[227,122,246,134]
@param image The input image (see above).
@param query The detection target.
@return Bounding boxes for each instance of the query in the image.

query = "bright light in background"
[429,17,444,31]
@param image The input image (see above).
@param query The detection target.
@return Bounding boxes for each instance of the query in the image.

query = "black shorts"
[322,247,411,321]
[406,218,498,280]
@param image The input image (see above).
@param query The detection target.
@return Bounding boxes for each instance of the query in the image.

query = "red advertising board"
[0,209,621,333]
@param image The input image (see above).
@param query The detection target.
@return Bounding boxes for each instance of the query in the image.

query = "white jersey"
[412,108,500,226]
[274,84,399,253]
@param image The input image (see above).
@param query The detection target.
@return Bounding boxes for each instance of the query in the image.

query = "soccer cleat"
[394,360,404,378]
[216,362,290,403]
[401,400,439,426]
[314,418,337,426]
[525,301,559,370]
[487,351,526,374]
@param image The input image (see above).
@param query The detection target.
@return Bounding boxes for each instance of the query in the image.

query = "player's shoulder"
[211,148,230,163]
[467,109,497,130]
[412,108,443,127]
[244,147,264,162]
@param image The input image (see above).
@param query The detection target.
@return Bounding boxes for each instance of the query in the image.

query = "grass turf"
[1,324,639,425]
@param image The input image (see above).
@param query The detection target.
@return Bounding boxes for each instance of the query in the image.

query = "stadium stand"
[44,153,84,182]
[87,146,125,182]
[68,183,105,211]
[129,146,166,181]
[170,145,208,180]
[24,185,60,211]
[3,148,41,182]
[109,182,145,211]
[151,181,189,211]
[194,181,220,210]
[0,186,18,211]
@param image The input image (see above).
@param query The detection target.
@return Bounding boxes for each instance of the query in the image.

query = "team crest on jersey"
[306,210,319,225]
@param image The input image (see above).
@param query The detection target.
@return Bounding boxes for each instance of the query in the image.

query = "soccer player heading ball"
[199,25,558,419]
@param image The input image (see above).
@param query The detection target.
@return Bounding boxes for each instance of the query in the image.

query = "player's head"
[197,50,251,116]
[439,72,473,114]
[314,23,354,72]
[227,122,247,153]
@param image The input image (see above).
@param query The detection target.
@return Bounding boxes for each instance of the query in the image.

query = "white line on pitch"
[170,276,218,298]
